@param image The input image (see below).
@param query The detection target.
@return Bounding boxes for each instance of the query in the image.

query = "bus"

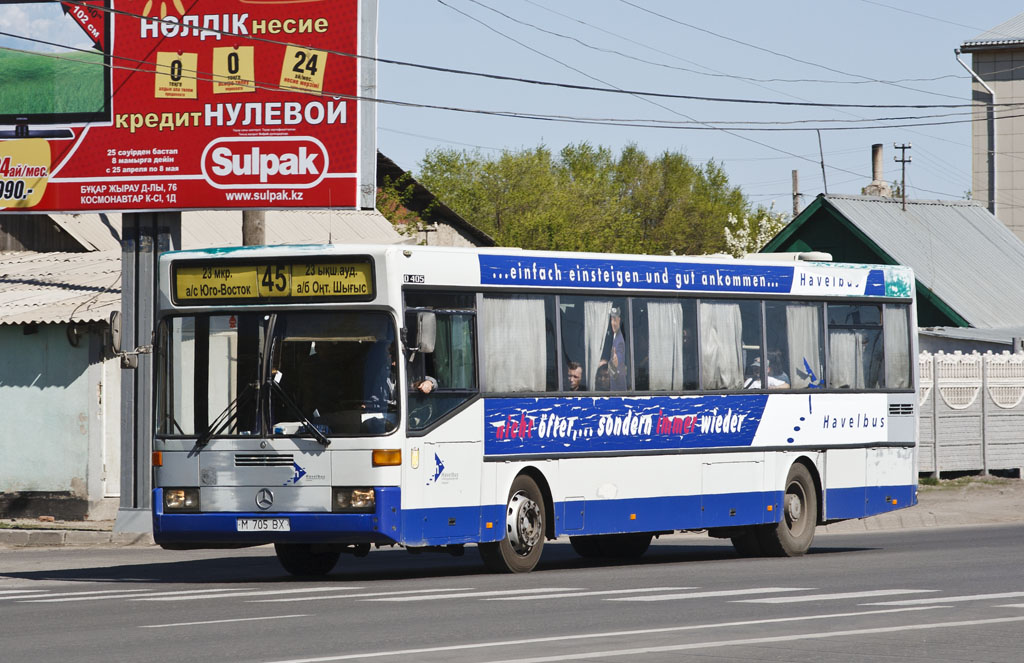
[151,244,918,575]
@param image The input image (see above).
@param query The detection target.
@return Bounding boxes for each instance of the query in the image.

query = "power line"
[614,0,965,102]
[49,0,1017,111]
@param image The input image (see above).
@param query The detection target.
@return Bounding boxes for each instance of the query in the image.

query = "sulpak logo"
[201,137,329,189]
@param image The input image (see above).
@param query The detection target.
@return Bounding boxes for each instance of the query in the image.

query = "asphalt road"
[3,524,1024,663]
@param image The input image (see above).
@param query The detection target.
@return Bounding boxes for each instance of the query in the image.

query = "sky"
[376,0,1023,215]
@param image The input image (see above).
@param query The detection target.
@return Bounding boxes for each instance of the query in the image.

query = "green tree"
[415,143,751,255]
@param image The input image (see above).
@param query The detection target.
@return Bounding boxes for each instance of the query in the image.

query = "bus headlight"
[333,487,375,513]
[164,488,200,512]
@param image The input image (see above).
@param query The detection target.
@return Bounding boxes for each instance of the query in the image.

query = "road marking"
[257,606,945,663]
[366,588,583,602]
[0,590,41,595]
[136,587,365,602]
[140,614,309,629]
[997,604,1024,608]
[483,587,696,601]
[14,588,154,602]
[737,589,938,603]
[250,587,478,603]
[866,591,1024,606]
[475,615,1024,663]
[608,587,813,602]
[25,588,252,603]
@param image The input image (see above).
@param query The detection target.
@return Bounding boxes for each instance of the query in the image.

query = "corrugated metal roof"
[961,12,1024,50]
[822,194,1024,328]
[0,251,121,326]
[48,209,407,252]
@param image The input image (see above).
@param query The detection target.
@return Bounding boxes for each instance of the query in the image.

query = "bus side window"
[827,304,883,389]
[480,295,557,393]
[884,304,911,389]
[560,295,630,393]
[766,302,825,389]
[700,299,761,390]
[633,298,697,392]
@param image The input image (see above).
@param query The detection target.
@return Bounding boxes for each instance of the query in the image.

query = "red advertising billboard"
[0,0,367,213]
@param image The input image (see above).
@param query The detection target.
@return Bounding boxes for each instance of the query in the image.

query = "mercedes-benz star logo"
[255,488,274,510]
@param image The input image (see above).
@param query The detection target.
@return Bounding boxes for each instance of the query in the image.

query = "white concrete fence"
[919,351,1024,476]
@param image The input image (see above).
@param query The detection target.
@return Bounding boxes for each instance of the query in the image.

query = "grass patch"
[0,49,106,115]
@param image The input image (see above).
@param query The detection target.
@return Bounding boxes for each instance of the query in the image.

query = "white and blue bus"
[152,244,918,574]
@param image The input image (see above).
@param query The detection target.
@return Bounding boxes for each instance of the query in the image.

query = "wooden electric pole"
[894,143,911,211]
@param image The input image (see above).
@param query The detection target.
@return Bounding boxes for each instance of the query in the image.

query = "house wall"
[0,324,118,519]
[971,49,1024,239]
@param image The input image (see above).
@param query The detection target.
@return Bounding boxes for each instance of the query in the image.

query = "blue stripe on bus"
[824,484,918,520]
[151,487,403,546]
[153,483,917,548]
[484,395,768,456]
[478,254,794,294]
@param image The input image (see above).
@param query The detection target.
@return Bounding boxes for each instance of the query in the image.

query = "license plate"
[236,517,291,532]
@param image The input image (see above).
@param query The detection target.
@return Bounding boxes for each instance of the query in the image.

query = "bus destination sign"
[173,259,374,304]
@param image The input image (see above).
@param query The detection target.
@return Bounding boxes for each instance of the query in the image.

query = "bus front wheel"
[274,543,341,577]
[758,463,817,557]
[479,475,546,573]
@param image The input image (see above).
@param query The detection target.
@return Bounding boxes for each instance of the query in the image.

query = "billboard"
[0,0,369,213]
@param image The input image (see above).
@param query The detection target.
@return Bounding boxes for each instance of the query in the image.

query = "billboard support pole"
[114,212,181,534]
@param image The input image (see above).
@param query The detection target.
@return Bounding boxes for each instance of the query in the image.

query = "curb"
[0,529,154,548]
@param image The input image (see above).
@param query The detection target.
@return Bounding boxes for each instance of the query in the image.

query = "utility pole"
[817,130,828,195]
[791,170,800,217]
[242,210,265,246]
[894,143,911,211]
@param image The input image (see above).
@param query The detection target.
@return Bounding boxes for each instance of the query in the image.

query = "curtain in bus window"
[786,304,823,388]
[482,296,546,392]
[584,300,613,391]
[829,330,866,388]
[700,301,743,390]
[884,305,910,389]
[648,300,684,390]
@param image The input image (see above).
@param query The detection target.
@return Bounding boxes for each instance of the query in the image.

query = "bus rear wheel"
[758,463,817,557]
[274,543,341,577]
[479,475,546,573]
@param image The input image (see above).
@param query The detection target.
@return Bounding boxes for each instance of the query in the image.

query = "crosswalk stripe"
[484,587,697,601]
[13,588,153,602]
[250,587,478,603]
[866,591,1024,606]
[366,588,583,602]
[136,587,366,602]
[608,587,813,602]
[737,589,937,604]
[24,588,252,603]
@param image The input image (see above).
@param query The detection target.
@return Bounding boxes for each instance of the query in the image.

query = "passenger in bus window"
[567,361,585,391]
[743,358,788,389]
[412,376,438,394]
[594,364,611,391]
[602,307,628,390]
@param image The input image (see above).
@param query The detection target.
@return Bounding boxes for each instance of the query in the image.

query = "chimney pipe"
[872,143,884,182]
[862,144,892,198]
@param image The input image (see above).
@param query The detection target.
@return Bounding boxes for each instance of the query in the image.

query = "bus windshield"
[156,311,398,438]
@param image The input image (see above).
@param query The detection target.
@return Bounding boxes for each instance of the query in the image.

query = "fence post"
[981,352,989,476]
[932,352,939,476]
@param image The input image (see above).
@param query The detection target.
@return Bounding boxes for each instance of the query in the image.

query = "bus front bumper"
[152,487,402,548]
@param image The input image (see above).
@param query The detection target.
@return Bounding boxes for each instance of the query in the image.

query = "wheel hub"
[506,490,542,555]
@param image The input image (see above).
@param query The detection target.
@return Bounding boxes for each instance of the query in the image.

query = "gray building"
[960,11,1024,239]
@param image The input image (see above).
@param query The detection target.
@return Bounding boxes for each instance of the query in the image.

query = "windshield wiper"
[195,382,256,448]
[267,378,331,447]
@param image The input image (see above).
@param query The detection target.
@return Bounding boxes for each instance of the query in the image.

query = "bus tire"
[597,533,652,559]
[274,543,341,577]
[569,535,604,558]
[730,528,764,557]
[758,463,817,557]
[479,475,546,573]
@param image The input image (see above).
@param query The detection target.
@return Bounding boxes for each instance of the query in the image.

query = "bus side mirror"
[415,312,436,354]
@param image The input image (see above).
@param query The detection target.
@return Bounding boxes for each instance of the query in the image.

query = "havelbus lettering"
[173,258,373,304]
